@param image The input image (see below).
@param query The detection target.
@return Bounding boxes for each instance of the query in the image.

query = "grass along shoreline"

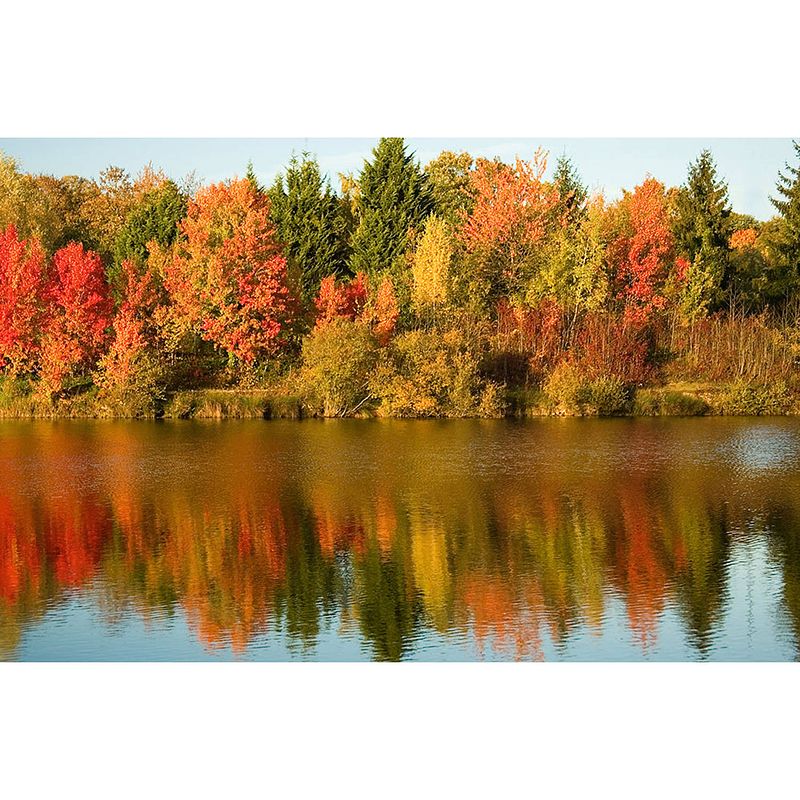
[1,382,798,420]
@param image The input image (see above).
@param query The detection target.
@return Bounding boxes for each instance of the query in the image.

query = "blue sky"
[0,138,795,221]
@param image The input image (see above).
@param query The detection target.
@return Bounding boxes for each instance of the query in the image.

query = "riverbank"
[1,381,798,420]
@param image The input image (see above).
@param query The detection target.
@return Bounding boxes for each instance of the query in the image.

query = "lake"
[1,417,799,661]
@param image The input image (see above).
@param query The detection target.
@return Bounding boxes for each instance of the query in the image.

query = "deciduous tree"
[0,226,47,374]
[162,179,295,364]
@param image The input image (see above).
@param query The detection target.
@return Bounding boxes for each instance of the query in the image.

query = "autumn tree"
[39,242,112,394]
[96,259,163,413]
[424,151,475,227]
[672,150,733,316]
[161,178,295,365]
[460,151,561,306]
[605,178,677,323]
[0,226,47,375]
[349,138,434,279]
[412,214,452,321]
[0,155,95,256]
[313,272,368,328]
[268,153,351,302]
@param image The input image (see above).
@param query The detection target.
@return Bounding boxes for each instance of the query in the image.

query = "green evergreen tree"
[770,140,800,284]
[350,138,434,280]
[112,179,186,288]
[267,153,351,302]
[245,159,262,194]
[552,155,588,225]
[673,150,733,316]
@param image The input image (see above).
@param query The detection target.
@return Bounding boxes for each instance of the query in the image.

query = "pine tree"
[770,140,800,283]
[673,150,732,316]
[245,160,262,194]
[113,180,187,272]
[552,155,588,225]
[268,153,351,302]
[349,138,434,280]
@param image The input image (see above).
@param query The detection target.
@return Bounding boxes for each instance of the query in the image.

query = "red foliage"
[494,298,565,380]
[461,152,560,258]
[100,260,159,387]
[163,179,295,364]
[0,226,47,374]
[371,277,399,346]
[313,272,368,327]
[607,179,675,324]
[39,242,112,392]
[574,313,652,384]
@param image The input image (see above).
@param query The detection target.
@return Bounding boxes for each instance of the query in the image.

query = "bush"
[370,328,505,418]
[581,376,629,415]
[299,319,378,417]
[95,351,165,418]
[543,361,584,414]
[721,380,791,416]
[632,388,708,416]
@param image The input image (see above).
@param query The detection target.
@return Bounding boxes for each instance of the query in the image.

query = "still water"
[1,418,799,661]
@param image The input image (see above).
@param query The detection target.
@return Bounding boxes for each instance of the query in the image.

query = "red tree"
[461,152,560,259]
[607,179,675,323]
[163,179,295,364]
[313,272,368,328]
[99,259,159,388]
[39,242,112,392]
[0,226,47,374]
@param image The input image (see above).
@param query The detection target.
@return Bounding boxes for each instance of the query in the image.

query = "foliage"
[314,272,368,327]
[161,178,295,364]
[672,151,733,316]
[461,151,561,304]
[424,151,475,226]
[370,328,504,418]
[0,226,47,374]
[412,214,452,319]
[299,318,378,416]
[606,178,677,323]
[721,380,791,416]
[113,179,186,279]
[38,242,112,394]
[96,260,164,415]
[769,140,800,296]
[349,138,434,280]
[268,153,351,301]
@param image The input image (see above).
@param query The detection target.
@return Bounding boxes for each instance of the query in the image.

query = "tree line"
[1,138,799,416]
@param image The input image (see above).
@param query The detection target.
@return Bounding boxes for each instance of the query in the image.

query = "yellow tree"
[412,214,452,322]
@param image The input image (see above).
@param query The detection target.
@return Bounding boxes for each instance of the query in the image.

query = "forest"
[1,138,800,418]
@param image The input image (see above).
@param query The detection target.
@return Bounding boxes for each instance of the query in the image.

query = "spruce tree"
[673,150,732,316]
[770,140,800,281]
[349,138,434,280]
[245,160,262,194]
[268,153,351,301]
[552,155,588,225]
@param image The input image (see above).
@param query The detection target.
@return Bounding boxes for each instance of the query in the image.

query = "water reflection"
[1,418,799,661]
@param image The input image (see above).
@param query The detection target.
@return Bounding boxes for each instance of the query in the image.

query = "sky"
[0,138,795,221]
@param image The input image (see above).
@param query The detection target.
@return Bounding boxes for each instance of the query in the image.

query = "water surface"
[2,418,799,661]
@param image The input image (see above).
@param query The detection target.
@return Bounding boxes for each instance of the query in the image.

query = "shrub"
[543,361,584,414]
[632,388,708,416]
[299,318,378,416]
[581,376,629,415]
[370,328,504,418]
[721,380,791,416]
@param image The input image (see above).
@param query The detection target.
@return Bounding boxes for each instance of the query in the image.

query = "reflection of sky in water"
[730,426,800,472]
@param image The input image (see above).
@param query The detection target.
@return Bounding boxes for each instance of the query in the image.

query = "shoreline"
[1,383,798,420]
